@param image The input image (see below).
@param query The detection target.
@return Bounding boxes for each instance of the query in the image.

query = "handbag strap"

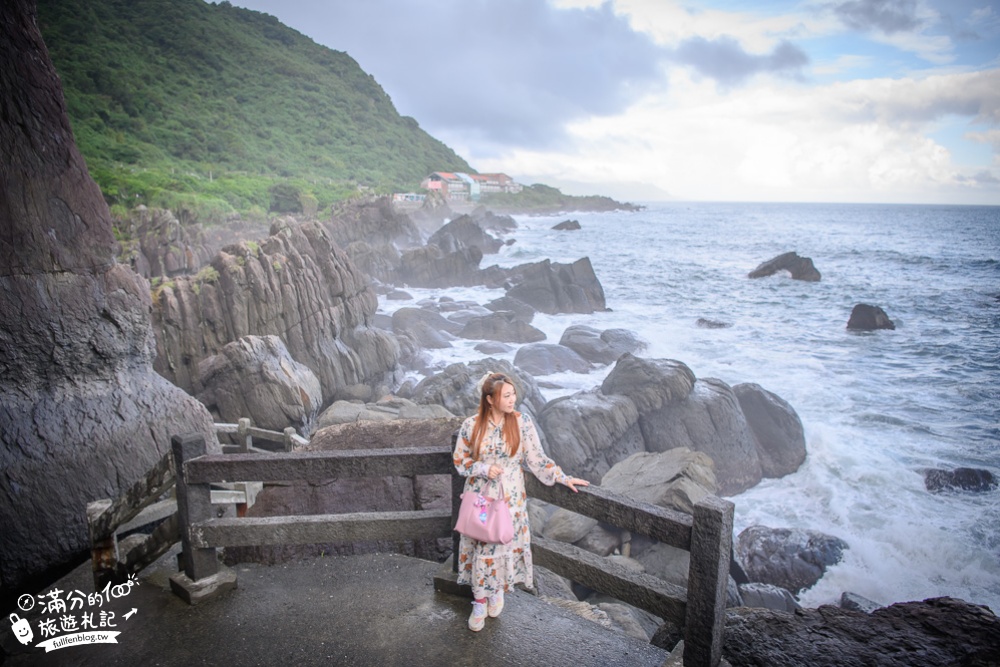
[486,477,506,501]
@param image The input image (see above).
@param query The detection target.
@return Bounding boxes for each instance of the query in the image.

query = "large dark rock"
[408,358,547,422]
[196,335,322,435]
[505,257,607,314]
[396,243,484,288]
[484,295,536,323]
[600,354,696,413]
[600,449,718,514]
[514,343,592,376]
[152,221,400,404]
[469,206,518,234]
[458,311,547,343]
[736,525,848,595]
[0,1,216,594]
[553,219,581,230]
[748,251,821,281]
[733,383,807,479]
[723,597,1000,667]
[427,214,503,254]
[560,325,644,365]
[924,467,997,493]
[538,391,644,482]
[639,378,763,496]
[847,303,896,330]
[391,307,462,349]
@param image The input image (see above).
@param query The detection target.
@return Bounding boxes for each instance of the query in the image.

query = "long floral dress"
[453,411,570,599]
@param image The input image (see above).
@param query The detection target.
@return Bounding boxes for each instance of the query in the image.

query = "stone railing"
[169,430,732,667]
[85,420,303,588]
[523,477,731,667]
[167,432,454,603]
[433,446,733,667]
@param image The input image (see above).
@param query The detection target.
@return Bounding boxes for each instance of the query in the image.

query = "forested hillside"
[36,0,472,221]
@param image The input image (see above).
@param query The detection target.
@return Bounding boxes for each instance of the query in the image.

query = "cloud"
[831,0,923,34]
[670,36,809,86]
[475,67,1000,203]
[232,0,667,152]
[829,69,1000,125]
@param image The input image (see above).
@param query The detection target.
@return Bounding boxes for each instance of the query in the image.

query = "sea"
[377,201,1000,612]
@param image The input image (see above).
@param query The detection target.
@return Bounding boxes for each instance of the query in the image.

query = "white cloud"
[474,67,1000,203]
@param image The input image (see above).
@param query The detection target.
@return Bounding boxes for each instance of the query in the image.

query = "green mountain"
[36,0,471,221]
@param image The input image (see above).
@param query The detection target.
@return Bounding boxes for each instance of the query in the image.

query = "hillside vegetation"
[37,0,471,222]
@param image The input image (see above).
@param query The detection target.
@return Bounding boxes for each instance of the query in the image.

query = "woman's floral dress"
[453,411,570,599]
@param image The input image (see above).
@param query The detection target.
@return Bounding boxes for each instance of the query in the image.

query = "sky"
[229,0,1000,204]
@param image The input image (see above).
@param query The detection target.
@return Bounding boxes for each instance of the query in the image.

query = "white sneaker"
[468,600,487,632]
[487,589,504,618]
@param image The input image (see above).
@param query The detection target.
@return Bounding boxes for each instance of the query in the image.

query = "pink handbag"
[454,479,514,544]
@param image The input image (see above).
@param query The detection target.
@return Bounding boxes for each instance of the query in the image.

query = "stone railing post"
[450,433,462,573]
[283,427,296,452]
[237,418,251,452]
[172,434,217,582]
[169,433,236,604]
[684,495,734,667]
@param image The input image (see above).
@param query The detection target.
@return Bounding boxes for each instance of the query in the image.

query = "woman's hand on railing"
[560,476,590,493]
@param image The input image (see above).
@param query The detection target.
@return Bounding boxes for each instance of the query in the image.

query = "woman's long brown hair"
[469,373,521,460]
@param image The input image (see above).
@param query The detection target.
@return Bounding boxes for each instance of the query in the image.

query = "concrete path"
[3,552,671,667]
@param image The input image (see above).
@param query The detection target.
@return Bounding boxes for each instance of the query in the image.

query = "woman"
[453,371,589,631]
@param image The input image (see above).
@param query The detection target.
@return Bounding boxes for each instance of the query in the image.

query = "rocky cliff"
[151,219,400,404]
[0,0,216,595]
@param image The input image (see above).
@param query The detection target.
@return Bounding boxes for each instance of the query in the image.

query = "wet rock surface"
[748,251,821,281]
[736,525,849,595]
[559,324,644,365]
[724,597,1000,667]
[732,383,806,478]
[924,466,997,493]
[847,303,896,330]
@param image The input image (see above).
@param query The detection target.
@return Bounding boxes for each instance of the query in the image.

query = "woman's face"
[490,382,517,414]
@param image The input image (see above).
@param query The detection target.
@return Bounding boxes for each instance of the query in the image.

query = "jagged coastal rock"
[505,257,608,314]
[458,311,547,343]
[151,220,399,404]
[735,525,849,595]
[748,251,821,281]
[196,335,322,435]
[847,303,896,330]
[559,324,645,365]
[514,343,592,375]
[923,467,997,493]
[732,383,807,478]
[534,354,806,495]
[724,597,1000,666]
[427,214,504,254]
[0,6,216,593]
[553,219,582,230]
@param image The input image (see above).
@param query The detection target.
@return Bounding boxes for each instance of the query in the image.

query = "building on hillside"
[420,172,521,201]
[470,173,523,195]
